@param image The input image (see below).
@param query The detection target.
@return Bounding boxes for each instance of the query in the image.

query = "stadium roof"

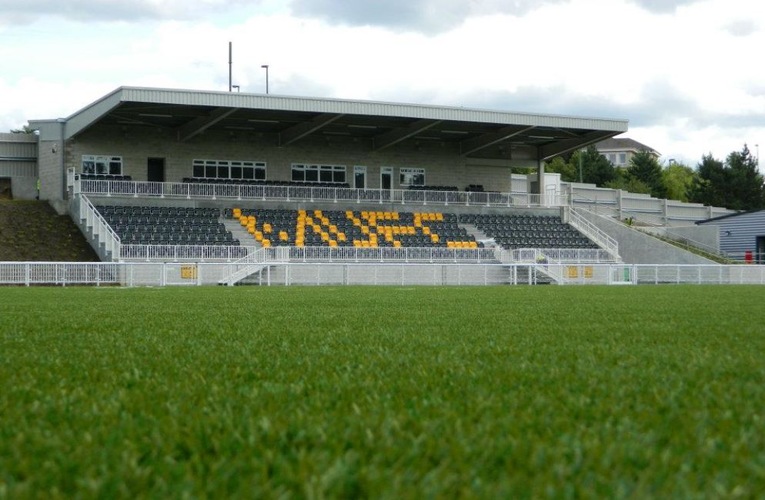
[32,86,628,161]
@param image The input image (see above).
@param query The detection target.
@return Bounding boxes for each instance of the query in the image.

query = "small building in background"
[596,137,660,168]
[696,210,765,263]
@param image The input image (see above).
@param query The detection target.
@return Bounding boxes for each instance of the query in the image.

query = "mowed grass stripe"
[1,286,764,497]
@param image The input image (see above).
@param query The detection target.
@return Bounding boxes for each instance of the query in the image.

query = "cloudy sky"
[1,0,764,167]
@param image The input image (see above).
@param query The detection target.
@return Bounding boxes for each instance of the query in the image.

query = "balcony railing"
[78,178,570,208]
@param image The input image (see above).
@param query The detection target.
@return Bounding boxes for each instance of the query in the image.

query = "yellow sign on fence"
[181,265,198,280]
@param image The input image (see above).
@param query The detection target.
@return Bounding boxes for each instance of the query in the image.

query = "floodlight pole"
[228,42,233,92]
[261,64,269,94]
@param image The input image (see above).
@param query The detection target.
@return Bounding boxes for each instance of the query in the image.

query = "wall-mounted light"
[51,143,58,154]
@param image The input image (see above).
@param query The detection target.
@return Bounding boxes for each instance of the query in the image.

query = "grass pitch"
[1,285,764,498]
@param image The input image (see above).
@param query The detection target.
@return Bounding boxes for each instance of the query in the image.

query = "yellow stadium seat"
[329,240,337,247]
[337,233,347,242]
[431,234,439,243]
[321,232,330,242]
[393,240,402,248]
[261,239,271,248]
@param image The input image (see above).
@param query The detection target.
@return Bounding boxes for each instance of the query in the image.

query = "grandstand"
[0,86,752,286]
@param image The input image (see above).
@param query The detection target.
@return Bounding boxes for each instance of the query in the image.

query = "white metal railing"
[119,244,262,262]
[568,207,620,259]
[75,194,121,261]
[77,178,569,208]
[284,246,507,263]
[512,248,617,264]
[3,262,765,287]
[0,262,122,286]
[217,247,290,286]
[118,245,509,264]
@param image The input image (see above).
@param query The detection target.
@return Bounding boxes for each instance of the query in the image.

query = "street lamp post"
[261,65,269,94]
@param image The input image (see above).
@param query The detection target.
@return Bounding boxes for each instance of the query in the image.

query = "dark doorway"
[757,236,765,264]
[0,178,11,199]
[147,158,165,182]
[380,167,392,190]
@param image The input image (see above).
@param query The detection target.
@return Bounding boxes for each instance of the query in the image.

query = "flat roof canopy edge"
[29,86,628,150]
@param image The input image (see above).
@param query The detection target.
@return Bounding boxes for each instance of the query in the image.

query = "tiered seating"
[460,214,598,250]
[97,206,237,245]
[231,208,295,248]
[229,208,480,249]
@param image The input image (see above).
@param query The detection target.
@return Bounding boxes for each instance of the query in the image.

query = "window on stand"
[192,159,266,181]
[399,168,425,187]
[82,155,123,175]
[291,164,346,184]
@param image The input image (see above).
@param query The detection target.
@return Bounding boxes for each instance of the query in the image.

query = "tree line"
[546,144,765,211]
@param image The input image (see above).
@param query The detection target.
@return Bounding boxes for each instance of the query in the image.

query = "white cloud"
[1,0,765,168]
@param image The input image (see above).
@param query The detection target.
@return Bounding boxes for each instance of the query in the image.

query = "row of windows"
[82,155,122,175]
[81,155,427,186]
[291,164,347,184]
[192,159,266,181]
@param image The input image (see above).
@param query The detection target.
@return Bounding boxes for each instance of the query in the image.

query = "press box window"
[192,159,266,180]
[291,164,346,184]
[399,168,425,186]
[82,155,123,175]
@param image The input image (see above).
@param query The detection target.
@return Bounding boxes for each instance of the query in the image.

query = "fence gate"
[164,263,200,286]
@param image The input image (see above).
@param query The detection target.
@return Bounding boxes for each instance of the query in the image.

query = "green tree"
[544,156,578,182]
[605,169,652,194]
[662,162,696,202]
[726,144,764,210]
[627,150,666,198]
[11,124,36,134]
[689,145,765,210]
[578,145,617,186]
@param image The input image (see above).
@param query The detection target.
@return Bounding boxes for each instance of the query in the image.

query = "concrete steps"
[222,218,257,247]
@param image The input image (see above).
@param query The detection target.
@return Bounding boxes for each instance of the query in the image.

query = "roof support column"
[536,148,545,206]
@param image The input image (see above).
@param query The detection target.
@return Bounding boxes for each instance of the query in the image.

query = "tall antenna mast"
[228,42,232,92]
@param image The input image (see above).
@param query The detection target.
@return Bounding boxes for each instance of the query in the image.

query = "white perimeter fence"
[1,262,765,287]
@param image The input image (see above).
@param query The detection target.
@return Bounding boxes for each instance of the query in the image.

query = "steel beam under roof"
[177,107,240,142]
[460,125,537,157]
[373,119,442,151]
[279,113,345,146]
[539,130,622,158]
